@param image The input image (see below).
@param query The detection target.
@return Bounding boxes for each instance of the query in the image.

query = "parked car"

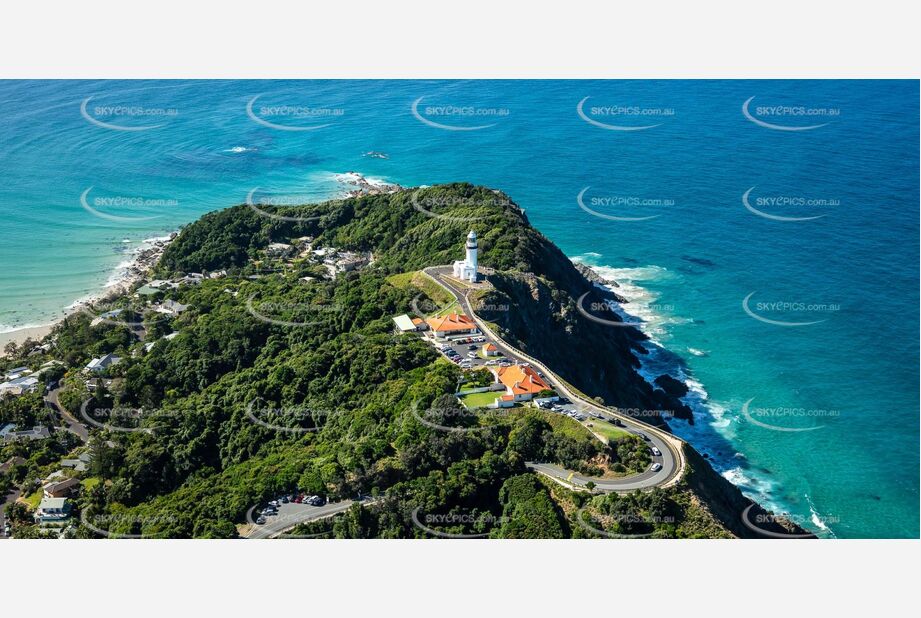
[256,516,267,525]
[637,432,649,441]
[650,463,663,472]
[651,447,662,456]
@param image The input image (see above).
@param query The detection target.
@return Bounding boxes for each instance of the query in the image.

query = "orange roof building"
[425,312,477,335]
[494,364,550,400]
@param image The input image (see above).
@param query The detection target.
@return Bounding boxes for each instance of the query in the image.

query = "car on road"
[637,432,649,441]
[256,516,267,525]
[650,463,663,472]
[611,418,623,426]
[651,447,662,456]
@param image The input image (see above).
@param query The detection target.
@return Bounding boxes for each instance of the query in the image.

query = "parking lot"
[431,335,512,371]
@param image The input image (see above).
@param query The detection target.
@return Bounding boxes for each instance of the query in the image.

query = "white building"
[85,353,121,373]
[452,230,479,283]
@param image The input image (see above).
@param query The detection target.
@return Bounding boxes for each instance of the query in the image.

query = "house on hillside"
[154,299,188,316]
[491,364,550,402]
[1,425,51,443]
[266,243,295,258]
[43,477,81,498]
[424,313,478,338]
[3,366,31,381]
[85,353,121,373]
[0,375,39,396]
[392,314,426,333]
[35,497,71,524]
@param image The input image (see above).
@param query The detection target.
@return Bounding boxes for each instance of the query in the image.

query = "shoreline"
[574,257,815,533]
[0,233,176,357]
[1,169,388,358]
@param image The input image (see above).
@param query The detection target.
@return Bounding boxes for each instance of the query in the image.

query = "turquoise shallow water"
[0,80,916,537]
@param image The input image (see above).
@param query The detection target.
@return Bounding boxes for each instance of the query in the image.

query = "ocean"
[0,79,916,538]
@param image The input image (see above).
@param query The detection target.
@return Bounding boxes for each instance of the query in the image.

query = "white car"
[650,463,662,472]
[651,447,662,456]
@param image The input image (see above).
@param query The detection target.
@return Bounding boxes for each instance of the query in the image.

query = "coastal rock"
[654,374,689,398]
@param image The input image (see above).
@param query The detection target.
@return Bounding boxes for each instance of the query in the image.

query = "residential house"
[4,366,31,381]
[0,375,39,396]
[154,299,188,316]
[84,378,115,393]
[1,425,51,443]
[266,243,295,258]
[35,497,71,523]
[85,353,121,373]
[90,308,124,327]
[61,458,88,473]
[491,364,550,402]
[43,477,81,498]
[37,360,64,377]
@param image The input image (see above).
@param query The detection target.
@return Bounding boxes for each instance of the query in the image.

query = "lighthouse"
[452,230,479,283]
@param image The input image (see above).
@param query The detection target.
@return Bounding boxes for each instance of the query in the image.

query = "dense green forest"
[2,184,734,538]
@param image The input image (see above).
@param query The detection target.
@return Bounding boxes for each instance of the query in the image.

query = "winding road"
[45,386,89,442]
[422,265,686,493]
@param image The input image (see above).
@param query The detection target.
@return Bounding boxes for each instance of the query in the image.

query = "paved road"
[0,487,21,539]
[422,266,685,492]
[243,500,358,539]
[45,387,89,442]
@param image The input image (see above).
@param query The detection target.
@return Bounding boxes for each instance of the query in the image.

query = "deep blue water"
[0,80,917,537]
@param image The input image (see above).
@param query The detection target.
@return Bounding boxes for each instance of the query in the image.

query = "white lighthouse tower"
[452,230,479,283]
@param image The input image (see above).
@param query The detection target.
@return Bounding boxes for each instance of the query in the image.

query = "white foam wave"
[577,258,796,520]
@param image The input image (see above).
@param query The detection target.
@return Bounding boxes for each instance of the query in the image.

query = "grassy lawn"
[386,271,454,306]
[538,410,596,441]
[589,420,632,443]
[458,391,502,408]
[430,300,460,317]
[82,477,101,492]
[22,488,43,509]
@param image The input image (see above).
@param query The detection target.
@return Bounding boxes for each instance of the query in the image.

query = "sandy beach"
[0,324,56,356]
[0,233,176,358]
